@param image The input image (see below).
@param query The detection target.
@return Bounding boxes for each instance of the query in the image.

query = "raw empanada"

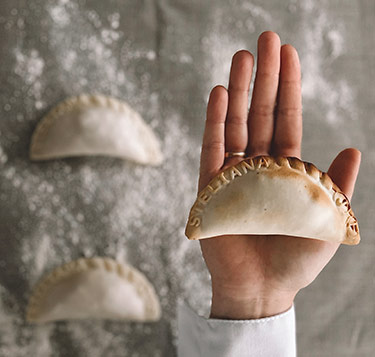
[30,94,163,165]
[185,156,359,245]
[26,257,161,323]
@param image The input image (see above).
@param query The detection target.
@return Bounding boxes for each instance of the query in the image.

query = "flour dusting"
[0,139,8,165]
[0,0,367,355]
[14,48,46,110]
[300,2,357,125]
[2,4,207,347]
[201,30,247,91]
[1,0,209,354]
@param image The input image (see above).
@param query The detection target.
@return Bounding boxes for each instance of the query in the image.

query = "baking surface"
[0,0,374,355]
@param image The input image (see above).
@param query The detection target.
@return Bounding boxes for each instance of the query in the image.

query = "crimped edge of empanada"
[185,156,359,245]
[26,257,161,323]
[29,94,163,165]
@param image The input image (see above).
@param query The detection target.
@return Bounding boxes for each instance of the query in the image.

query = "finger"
[199,85,228,191]
[272,44,302,158]
[247,31,281,157]
[327,148,361,200]
[225,50,254,158]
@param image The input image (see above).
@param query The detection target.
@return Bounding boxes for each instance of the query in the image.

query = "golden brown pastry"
[185,156,359,245]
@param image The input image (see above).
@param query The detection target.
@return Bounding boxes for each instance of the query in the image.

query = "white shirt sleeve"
[177,302,296,357]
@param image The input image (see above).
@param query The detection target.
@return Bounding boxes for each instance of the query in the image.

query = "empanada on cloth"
[185,156,359,245]
[26,257,161,323]
[29,94,163,165]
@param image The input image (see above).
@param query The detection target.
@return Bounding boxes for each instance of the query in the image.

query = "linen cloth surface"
[0,0,374,356]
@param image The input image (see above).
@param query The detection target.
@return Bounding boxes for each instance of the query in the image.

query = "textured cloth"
[178,303,296,357]
[0,1,373,355]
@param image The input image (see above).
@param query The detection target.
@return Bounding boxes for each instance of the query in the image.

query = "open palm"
[198,32,361,319]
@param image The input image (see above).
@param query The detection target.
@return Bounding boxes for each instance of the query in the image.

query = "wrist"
[210,284,297,320]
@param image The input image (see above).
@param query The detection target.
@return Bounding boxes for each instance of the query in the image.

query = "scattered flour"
[240,2,273,23]
[48,3,71,27]
[202,0,356,128]
[0,286,54,356]
[300,2,357,125]
[0,0,364,355]
[326,29,345,59]
[13,48,46,110]
[2,3,206,345]
[201,31,247,91]
[0,108,204,355]
[108,13,120,29]
[0,138,8,165]
[21,233,55,284]
[44,1,129,97]
[4,2,204,353]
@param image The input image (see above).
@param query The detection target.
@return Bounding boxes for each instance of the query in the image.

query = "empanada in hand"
[185,156,359,245]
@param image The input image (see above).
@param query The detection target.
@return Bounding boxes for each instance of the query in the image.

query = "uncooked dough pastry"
[29,94,163,165]
[26,257,161,323]
[185,156,360,245]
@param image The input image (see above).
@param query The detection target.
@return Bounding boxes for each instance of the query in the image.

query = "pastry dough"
[26,257,161,323]
[29,94,163,165]
[185,156,360,245]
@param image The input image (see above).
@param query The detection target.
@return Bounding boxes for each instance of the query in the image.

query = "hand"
[198,31,361,320]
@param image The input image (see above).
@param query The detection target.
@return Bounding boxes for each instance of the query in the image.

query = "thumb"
[327,148,361,201]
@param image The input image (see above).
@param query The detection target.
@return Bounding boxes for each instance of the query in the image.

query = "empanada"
[185,156,359,245]
[30,94,163,165]
[26,257,161,323]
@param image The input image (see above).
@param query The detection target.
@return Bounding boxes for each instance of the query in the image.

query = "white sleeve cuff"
[177,302,296,357]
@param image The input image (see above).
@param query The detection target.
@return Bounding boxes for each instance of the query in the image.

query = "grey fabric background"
[0,0,374,356]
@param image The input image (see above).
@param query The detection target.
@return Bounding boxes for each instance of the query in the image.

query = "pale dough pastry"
[185,156,360,245]
[26,257,161,323]
[29,94,163,165]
